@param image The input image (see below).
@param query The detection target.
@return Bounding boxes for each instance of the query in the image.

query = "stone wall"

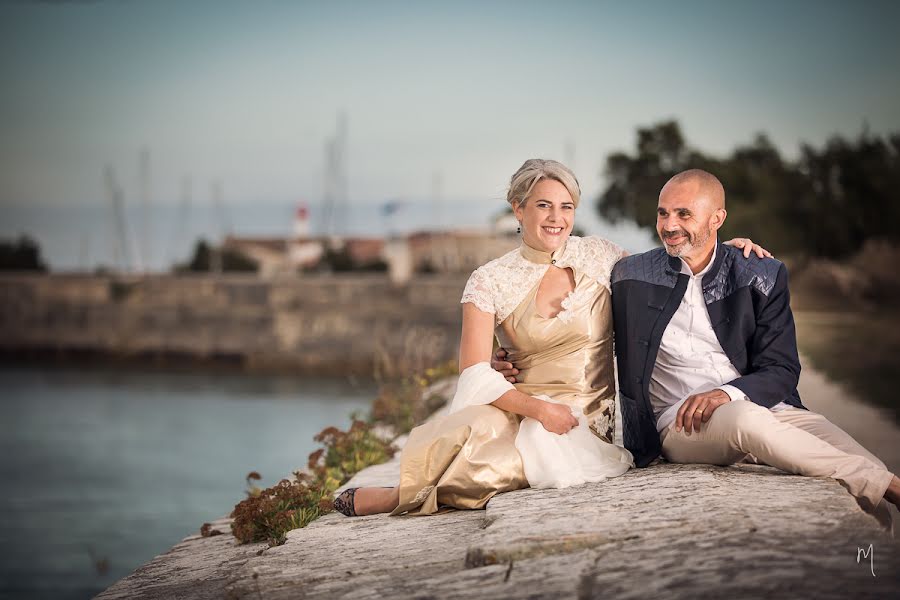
[0,273,468,375]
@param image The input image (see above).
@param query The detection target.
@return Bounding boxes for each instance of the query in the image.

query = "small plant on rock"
[370,360,457,434]
[230,420,396,545]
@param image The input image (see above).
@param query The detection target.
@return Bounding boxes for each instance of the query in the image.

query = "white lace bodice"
[460,236,625,325]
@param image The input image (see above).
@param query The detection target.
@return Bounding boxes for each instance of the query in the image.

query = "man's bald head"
[661,169,725,210]
[656,168,727,265]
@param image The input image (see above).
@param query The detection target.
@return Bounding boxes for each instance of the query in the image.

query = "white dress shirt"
[650,242,789,432]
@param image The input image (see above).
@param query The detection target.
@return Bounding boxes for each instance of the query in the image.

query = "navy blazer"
[611,242,805,467]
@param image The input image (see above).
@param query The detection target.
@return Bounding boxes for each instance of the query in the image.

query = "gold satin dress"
[393,243,617,516]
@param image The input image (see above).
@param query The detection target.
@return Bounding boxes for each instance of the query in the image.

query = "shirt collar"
[678,239,718,278]
[519,238,569,265]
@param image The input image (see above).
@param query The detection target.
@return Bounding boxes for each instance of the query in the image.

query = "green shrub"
[230,420,395,545]
[230,471,336,545]
[229,360,457,545]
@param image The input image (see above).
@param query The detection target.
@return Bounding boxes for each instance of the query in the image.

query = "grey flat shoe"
[333,488,358,517]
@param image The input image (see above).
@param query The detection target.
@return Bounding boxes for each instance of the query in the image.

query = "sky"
[1,0,899,266]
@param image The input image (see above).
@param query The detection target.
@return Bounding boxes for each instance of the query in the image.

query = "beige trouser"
[661,400,895,528]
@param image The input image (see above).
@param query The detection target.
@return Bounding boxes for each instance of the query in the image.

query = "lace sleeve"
[599,237,627,261]
[460,267,495,314]
[581,236,626,290]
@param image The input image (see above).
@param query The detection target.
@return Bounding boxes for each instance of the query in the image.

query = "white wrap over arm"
[446,362,515,416]
[445,364,633,490]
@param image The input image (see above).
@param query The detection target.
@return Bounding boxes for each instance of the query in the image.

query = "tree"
[0,235,48,272]
[596,121,900,259]
[598,121,693,230]
[175,239,258,273]
[797,131,900,258]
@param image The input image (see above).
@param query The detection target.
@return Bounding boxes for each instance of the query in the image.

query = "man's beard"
[661,227,711,257]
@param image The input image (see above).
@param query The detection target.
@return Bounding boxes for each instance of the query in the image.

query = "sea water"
[0,364,375,600]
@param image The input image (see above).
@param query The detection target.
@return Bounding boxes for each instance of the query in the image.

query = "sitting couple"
[335,159,899,527]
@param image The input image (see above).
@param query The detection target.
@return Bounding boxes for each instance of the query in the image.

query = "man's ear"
[710,207,727,231]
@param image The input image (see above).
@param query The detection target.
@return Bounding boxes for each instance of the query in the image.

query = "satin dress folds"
[392,237,634,516]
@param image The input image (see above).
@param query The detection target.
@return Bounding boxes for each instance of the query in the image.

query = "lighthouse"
[293,203,310,239]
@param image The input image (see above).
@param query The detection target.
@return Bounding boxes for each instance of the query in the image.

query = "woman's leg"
[349,486,400,516]
[393,404,526,516]
[334,405,526,517]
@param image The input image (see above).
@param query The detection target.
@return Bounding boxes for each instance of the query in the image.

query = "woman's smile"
[514,178,576,253]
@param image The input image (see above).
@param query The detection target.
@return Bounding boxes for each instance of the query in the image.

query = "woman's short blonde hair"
[507,159,581,209]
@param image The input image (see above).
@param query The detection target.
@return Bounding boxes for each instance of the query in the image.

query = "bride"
[335,159,765,517]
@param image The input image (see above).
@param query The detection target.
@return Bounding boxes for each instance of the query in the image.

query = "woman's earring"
[517,224,522,234]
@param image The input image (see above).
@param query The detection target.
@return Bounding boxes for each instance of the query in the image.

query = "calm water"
[0,365,375,600]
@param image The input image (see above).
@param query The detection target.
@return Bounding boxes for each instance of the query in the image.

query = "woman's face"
[514,178,576,254]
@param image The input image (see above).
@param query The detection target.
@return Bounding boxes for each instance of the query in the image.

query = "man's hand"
[538,401,579,435]
[492,347,518,383]
[723,237,773,259]
[675,389,731,435]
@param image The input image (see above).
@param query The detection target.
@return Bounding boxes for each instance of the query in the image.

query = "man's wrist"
[717,384,747,403]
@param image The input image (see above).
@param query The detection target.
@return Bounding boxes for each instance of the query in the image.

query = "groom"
[496,168,899,524]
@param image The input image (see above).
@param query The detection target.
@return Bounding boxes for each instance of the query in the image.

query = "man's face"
[656,181,716,259]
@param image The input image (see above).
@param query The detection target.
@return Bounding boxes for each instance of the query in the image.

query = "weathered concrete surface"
[95,516,267,600]
[96,365,900,599]
[98,454,900,599]
[220,462,898,600]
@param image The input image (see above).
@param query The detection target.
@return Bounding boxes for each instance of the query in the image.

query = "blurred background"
[1,0,899,598]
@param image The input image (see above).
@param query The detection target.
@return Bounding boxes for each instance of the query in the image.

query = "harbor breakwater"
[0,273,468,376]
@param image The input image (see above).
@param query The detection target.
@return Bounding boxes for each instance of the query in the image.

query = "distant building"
[221,236,296,277]
[222,228,519,280]
[406,231,518,273]
[341,238,385,265]
[222,235,385,277]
